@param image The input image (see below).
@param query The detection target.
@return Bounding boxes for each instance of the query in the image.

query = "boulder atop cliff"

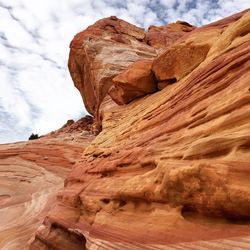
[109,59,157,105]
[68,17,156,125]
[68,16,195,132]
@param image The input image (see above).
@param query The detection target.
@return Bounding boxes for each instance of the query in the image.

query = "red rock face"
[68,16,157,130]
[28,9,250,250]
[0,117,94,249]
[68,16,194,132]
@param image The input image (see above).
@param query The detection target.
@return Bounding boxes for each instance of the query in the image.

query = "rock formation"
[28,8,250,250]
[0,117,94,249]
[68,16,194,131]
[1,8,250,250]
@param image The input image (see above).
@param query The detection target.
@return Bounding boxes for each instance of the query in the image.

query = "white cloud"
[0,0,249,143]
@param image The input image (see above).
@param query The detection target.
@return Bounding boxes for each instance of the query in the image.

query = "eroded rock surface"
[31,9,250,250]
[0,118,94,249]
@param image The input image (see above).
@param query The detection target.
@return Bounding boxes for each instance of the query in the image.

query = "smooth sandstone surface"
[0,118,94,249]
[30,9,250,250]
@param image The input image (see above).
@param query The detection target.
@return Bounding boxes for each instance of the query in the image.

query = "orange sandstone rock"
[109,59,156,105]
[31,9,250,250]
[68,18,196,128]
[145,20,195,49]
[152,42,210,82]
[68,16,157,130]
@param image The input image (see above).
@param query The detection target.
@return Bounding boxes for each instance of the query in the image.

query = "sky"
[0,0,249,143]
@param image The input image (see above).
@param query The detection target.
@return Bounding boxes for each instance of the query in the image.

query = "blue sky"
[0,0,249,143]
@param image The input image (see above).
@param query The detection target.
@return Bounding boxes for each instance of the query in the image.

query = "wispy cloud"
[0,0,249,143]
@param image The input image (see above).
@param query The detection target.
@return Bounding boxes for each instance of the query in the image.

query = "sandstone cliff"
[3,9,250,250]
[29,9,250,249]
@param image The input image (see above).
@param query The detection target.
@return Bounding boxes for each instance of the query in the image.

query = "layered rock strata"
[31,9,250,250]
[0,118,94,249]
